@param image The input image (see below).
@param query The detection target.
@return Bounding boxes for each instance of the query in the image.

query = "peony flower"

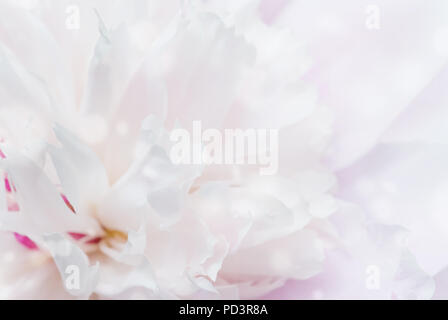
[0,0,438,300]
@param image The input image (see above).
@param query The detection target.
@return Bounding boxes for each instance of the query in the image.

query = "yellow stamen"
[103,228,128,242]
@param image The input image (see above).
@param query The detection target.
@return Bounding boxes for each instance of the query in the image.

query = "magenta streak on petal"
[8,201,19,211]
[4,176,12,193]
[68,232,86,240]
[14,233,38,250]
[68,233,102,244]
[0,150,10,192]
[63,196,95,243]
[61,194,76,214]
[86,236,102,244]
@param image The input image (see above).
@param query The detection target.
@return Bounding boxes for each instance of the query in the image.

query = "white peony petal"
[338,143,448,275]
[221,229,325,281]
[154,11,255,129]
[0,147,90,234]
[95,257,157,297]
[80,18,150,118]
[0,4,76,113]
[48,124,109,218]
[43,233,99,298]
